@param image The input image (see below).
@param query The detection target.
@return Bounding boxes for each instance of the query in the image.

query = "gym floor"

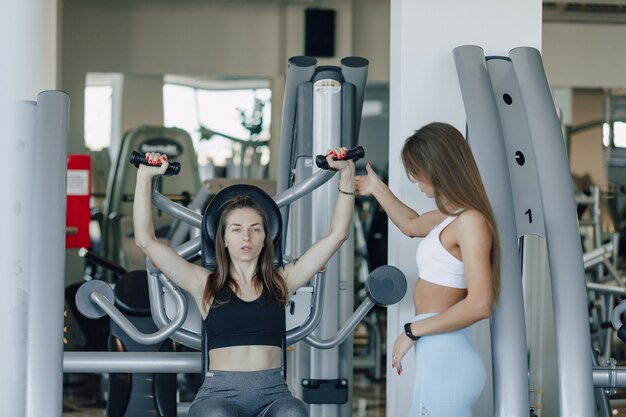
[61,370,386,417]
[61,375,626,416]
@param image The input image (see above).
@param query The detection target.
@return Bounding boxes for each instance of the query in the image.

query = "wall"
[61,0,390,156]
[387,1,542,416]
[543,22,626,89]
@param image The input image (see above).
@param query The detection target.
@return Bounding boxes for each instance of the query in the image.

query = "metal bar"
[4,99,37,417]
[168,183,211,247]
[339,57,369,144]
[510,46,595,417]
[90,272,188,345]
[273,169,335,208]
[63,352,201,373]
[277,56,317,195]
[152,181,203,228]
[146,269,201,350]
[305,298,375,349]
[454,45,530,416]
[26,91,70,417]
[587,282,626,296]
[287,273,325,345]
[593,367,626,388]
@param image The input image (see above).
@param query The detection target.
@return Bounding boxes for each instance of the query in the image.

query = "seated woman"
[133,149,355,417]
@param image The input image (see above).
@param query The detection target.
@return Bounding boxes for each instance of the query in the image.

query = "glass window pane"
[615,122,626,148]
[84,86,112,151]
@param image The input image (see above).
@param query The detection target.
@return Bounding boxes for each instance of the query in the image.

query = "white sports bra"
[415,216,466,289]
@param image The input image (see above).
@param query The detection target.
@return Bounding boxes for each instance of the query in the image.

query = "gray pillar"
[510,47,594,417]
[454,45,530,417]
[25,91,69,417]
[2,100,37,417]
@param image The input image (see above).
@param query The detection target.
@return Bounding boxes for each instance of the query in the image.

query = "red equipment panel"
[66,155,91,249]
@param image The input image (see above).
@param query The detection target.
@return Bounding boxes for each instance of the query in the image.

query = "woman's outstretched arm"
[283,148,355,294]
[133,152,207,297]
[355,162,441,237]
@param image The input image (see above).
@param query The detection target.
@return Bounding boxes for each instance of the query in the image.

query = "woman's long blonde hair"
[401,122,501,299]
[202,196,288,310]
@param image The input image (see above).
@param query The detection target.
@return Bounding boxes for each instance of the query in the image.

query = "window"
[84,84,113,151]
[603,122,626,148]
[163,80,271,179]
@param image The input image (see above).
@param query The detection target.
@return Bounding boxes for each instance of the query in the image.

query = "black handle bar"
[78,247,128,278]
[129,151,181,176]
[315,146,365,170]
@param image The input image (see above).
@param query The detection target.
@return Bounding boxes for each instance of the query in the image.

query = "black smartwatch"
[404,322,420,341]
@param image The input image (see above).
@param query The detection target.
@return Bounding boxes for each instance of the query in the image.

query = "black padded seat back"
[201,184,282,270]
[113,270,151,316]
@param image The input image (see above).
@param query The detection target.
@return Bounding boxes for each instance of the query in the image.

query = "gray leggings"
[188,368,308,417]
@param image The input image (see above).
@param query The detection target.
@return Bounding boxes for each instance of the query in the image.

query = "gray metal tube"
[152,180,203,228]
[305,297,375,349]
[273,169,335,208]
[340,57,369,142]
[26,91,69,417]
[168,183,211,247]
[593,367,626,388]
[587,282,626,297]
[454,45,530,417]
[3,100,36,417]
[591,352,613,417]
[510,46,594,417]
[287,273,325,345]
[170,236,202,261]
[63,352,201,373]
[147,181,203,349]
[277,56,317,194]
[145,238,202,349]
[611,301,626,331]
[90,273,188,345]
[583,243,614,269]
[147,270,201,350]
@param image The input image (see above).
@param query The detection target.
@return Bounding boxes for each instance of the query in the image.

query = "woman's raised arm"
[133,152,207,297]
[355,162,441,237]
[283,149,355,294]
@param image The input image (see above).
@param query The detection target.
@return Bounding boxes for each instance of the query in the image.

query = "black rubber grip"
[78,247,128,278]
[315,145,365,169]
[129,151,181,176]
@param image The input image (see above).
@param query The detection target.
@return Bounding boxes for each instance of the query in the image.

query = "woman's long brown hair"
[401,122,501,299]
[202,196,288,310]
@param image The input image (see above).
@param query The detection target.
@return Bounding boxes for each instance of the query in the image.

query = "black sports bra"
[204,286,285,351]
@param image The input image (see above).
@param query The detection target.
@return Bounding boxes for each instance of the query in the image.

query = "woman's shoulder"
[454,209,490,236]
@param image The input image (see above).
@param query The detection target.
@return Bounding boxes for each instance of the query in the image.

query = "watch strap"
[404,322,420,341]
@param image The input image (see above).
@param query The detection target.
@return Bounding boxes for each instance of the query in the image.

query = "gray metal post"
[2,100,37,417]
[277,56,317,195]
[25,91,69,417]
[510,46,594,417]
[309,77,342,417]
[454,45,530,417]
[339,57,369,145]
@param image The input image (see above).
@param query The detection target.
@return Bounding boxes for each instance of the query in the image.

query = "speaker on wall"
[305,9,336,57]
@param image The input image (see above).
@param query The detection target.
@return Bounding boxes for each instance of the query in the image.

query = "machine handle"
[75,273,188,345]
[315,146,365,169]
[129,150,181,176]
[79,247,128,278]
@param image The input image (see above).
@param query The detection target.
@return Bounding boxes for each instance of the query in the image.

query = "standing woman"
[355,122,499,416]
[133,148,355,417]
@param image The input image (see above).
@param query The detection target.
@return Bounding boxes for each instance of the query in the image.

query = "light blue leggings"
[407,313,485,417]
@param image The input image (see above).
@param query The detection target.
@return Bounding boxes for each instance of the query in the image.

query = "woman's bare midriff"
[413,278,467,315]
[208,345,281,371]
